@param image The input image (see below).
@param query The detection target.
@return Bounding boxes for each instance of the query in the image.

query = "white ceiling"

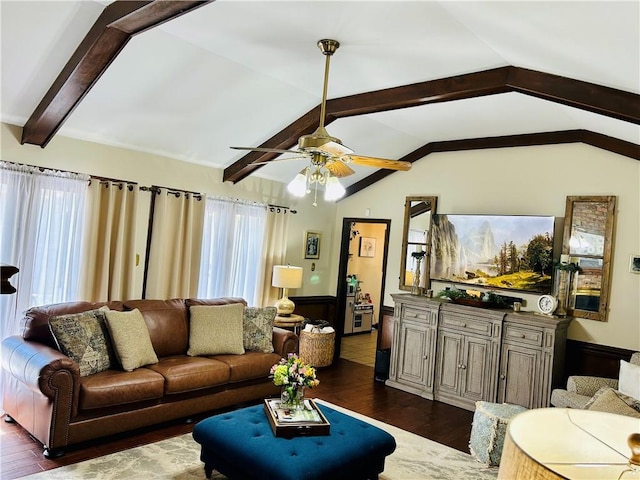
[1,1,639,190]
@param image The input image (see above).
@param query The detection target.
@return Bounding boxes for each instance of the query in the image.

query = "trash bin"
[374,348,391,382]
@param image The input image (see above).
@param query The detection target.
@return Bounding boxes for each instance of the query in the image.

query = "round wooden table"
[274,314,304,335]
[498,408,640,479]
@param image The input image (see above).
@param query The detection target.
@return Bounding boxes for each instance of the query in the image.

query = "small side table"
[274,313,304,335]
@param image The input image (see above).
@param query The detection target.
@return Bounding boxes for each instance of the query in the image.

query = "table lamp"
[272,265,303,316]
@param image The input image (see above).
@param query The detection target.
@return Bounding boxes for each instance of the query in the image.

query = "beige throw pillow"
[104,309,159,371]
[188,303,245,356]
[585,387,640,418]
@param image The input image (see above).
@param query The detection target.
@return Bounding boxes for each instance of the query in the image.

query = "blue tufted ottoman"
[192,402,396,480]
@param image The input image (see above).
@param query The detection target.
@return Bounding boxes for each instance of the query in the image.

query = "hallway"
[340,329,378,367]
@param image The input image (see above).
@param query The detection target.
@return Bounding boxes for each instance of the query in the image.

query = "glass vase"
[280,385,305,409]
[554,268,573,317]
[411,257,423,296]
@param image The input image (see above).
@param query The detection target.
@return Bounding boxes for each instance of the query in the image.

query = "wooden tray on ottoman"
[263,398,330,438]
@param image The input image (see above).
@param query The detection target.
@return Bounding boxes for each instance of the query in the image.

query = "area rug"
[21,399,498,480]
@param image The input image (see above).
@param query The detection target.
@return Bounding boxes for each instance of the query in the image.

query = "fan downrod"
[317,39,339,56]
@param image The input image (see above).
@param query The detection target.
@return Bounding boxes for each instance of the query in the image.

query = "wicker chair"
[550,352,640,409]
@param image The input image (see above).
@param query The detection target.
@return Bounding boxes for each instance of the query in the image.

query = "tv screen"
[430,214,555,294]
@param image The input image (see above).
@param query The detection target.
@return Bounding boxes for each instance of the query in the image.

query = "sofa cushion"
[188,304,245,356]
[105,309,159,371]
[213,351,281,383]
[49,307,116,376]
[243,307,276,353]
[123,299,188,357]
[79,368,165,410]
[146,356,231,394]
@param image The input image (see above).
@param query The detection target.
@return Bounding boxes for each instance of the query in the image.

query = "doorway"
[335,218,390,367]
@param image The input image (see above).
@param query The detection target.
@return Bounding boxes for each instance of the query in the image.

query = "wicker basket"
[299,330,335,367]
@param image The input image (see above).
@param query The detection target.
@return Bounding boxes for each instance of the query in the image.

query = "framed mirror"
[399,196,437,292]
[562,195,616,322]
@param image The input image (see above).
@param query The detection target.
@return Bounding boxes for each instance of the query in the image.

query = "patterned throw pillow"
[188,303,245,356]
[104,308,159,371]
[243,306,276,353]
[49,307,116,377]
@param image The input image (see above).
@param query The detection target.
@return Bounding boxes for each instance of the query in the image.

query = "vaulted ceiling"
[2,1,639,198]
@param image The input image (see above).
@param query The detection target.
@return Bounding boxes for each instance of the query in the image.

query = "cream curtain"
[145,188,205,299]
[257,207,291,307]
[80,181,139,301]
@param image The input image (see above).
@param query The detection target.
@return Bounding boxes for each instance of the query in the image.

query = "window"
[0,162,88,341]
[197,198,266,306]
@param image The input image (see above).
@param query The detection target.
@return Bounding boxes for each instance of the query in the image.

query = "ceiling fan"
[231,39,411,204]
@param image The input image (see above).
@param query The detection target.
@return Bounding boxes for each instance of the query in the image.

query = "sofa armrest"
[2,335,81,451]
[567,375,618,397]
[272,327,298,357]
[2,335,80,409]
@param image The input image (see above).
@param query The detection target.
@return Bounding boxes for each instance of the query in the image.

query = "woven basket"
[299,330,335,367]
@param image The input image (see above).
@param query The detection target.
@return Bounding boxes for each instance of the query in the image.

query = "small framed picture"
[630,255,640,274]
[304,231,321,259]
[359,237,376,257]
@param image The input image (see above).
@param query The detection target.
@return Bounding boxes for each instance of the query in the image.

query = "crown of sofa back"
[22,297,247,357]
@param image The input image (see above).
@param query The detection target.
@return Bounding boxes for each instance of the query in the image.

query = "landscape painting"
[430,214,555,294]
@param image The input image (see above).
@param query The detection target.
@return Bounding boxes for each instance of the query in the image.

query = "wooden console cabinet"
[387,294,571,411]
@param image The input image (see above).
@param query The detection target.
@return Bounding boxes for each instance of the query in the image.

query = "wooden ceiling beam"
[21,0,213,147]
[343,130,640,199]
[226,67,639,184]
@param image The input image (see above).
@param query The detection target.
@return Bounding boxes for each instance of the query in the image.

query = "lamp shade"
[272,265,303,289]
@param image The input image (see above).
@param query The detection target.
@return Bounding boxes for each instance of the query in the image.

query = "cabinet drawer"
[440,314,492,336]
[504,324,542,346]
[402,307,430,322]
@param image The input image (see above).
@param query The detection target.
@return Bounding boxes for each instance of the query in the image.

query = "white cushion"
[188,303,245,356]
[619,360,640,400]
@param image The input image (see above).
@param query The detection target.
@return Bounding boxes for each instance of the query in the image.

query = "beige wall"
[332,143,640,351]
[3,122,638,350]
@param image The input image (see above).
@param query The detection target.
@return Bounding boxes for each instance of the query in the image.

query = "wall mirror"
[399,196,437,292]
[562,195,616,322]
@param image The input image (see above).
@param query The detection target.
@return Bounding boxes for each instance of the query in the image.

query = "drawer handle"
[461,365,467,370]
[423,355,428,360]
[520,334,526,339]
[462,323,467,327]
[500,374,506,380]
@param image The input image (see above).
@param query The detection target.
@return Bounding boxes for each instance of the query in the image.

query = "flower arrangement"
[270,353,320,390]
[270,353,320,408]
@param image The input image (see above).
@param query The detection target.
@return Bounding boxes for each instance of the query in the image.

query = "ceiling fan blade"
[231,146,299,155]
[344,155,412,171]
[316,140,354,157]
[325,160,356,178]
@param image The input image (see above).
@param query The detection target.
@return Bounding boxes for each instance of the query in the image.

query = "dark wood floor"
[0,359,474,479]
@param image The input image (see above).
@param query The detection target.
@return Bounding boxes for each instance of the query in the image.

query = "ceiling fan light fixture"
[287,169,308,197]
[324,174,346,202]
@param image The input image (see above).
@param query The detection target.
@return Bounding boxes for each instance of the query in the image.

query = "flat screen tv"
[430,214,555,294]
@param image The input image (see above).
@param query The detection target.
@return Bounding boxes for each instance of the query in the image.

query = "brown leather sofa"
[1,297,298,458]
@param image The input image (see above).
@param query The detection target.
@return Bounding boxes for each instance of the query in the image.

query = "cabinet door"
[396,319,430,389]
[435,330,463,397]
[460,335,492,403]
[498,343,540,408]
